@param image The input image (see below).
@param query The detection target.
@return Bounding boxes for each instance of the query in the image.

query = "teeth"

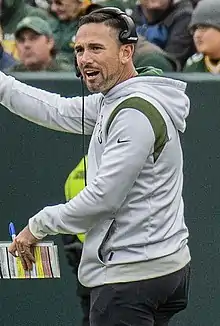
[85,70,99,77]
[85,69,99,72]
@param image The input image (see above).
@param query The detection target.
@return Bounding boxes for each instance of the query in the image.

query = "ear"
[120,44,135,64]
[48,37,55,51]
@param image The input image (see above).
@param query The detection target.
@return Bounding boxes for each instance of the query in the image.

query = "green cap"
[15,16,53,38]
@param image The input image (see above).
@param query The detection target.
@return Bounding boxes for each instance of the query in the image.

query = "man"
[132,0,195,68]
[1,0,54,60]
[7,16,70,72]
[49,0,95,66]
[6,7,190,325]
[184,0,220,73]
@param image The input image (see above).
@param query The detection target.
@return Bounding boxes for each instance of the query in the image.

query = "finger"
[18,244,35,270]
[25,247,35,263]
[18,251,28,270]
[22,254,33,271]
[23,246,35,264]
[8,242,19,258]
[16,243,26,256]
[16,242,29,270]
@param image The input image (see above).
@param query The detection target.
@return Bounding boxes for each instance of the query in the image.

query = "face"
[50,0,82,20]
[16,29,54,70]
[193,26,220,58]
[140,0,170,10]
[75,23,133,93]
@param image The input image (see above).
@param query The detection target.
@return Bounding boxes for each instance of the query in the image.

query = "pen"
[9,222,16,241]
[9,222,18,257]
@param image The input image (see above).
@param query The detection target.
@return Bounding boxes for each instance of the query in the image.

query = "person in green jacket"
[62,156,89,326]
[6,16,71,72]
[134,36,181,72]
[49,0,98,66]
[184,0,220,73]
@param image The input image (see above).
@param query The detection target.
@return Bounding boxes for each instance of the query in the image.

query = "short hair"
[78,11,126,44]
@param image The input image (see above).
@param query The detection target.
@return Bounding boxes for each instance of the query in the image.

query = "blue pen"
[9,222,18,256]
[9,222,16,241]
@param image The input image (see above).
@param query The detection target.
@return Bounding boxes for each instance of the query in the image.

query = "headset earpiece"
[90,7,138,44]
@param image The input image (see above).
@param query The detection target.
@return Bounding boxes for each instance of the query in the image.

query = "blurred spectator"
[1,0,55,60]
[0,25,17,70]
[6,16,70,72]
[184,0,220,73]
[95,0,128,12]
[49,0,96,66]
[134,36,181,71]
[132,0,195,68]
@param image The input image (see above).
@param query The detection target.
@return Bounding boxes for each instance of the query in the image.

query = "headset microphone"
[74,56,82,78]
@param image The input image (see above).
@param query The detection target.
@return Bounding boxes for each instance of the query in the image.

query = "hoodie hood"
[105,71,190,133]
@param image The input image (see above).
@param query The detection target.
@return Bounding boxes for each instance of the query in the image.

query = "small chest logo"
[97,114,103,144]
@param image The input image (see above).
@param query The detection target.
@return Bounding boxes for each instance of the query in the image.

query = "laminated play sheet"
[0,241,60,279]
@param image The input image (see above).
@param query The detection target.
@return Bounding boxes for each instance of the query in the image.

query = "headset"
[74,7,138,186]
[74,7,138,76]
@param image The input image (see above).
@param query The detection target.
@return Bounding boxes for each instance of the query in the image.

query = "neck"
[103,65,138,95]
[207,53,220,61]
[26,57,53,71]
[69,6,82,20]
[117,65,138,85]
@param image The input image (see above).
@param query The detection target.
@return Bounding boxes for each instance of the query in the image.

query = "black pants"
[90,263,190,326]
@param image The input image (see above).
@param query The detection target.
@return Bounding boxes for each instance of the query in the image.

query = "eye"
[75,47,83,55]
[92,46,102,51]
[31,34,39,41]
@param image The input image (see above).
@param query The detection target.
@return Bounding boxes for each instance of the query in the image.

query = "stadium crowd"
[0,0,219,73]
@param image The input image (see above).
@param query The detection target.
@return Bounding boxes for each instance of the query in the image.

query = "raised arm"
[0,72,101,135]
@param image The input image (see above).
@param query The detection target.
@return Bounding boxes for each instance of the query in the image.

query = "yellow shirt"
[64,156,87,242]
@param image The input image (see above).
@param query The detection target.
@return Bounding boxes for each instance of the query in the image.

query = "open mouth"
[84,70,100,79]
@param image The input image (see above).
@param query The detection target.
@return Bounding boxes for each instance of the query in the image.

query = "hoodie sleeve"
[0,72,100,135]
[28,108,155,239]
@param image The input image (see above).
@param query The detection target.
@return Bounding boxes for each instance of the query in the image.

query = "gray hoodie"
[0,70,190,287]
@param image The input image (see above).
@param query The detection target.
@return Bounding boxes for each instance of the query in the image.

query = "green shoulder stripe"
[106,97,168,162]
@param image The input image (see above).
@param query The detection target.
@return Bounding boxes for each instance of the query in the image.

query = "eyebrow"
[74,42,104,51]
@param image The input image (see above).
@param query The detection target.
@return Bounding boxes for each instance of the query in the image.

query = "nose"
[78,50,94,67]
[23,39,32,49]
[50,3,57,13]
[194,27,204,38]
